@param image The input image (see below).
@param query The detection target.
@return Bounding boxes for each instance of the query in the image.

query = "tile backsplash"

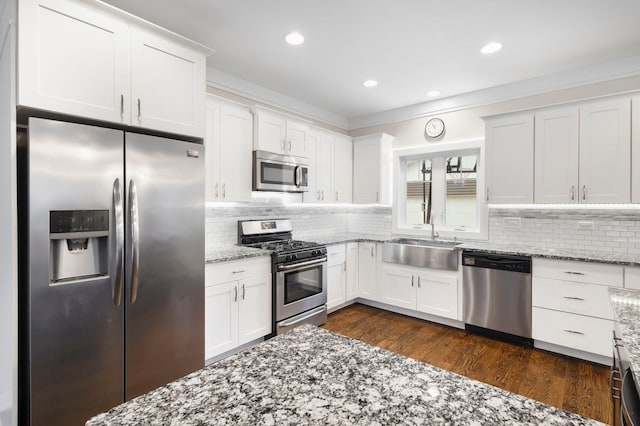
[206,200,640,256]
[489,207,640,255]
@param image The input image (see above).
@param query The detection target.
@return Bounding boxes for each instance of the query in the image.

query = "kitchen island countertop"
[87,325,602,426]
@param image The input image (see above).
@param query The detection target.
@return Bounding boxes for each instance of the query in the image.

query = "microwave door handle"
[294,165,301,187]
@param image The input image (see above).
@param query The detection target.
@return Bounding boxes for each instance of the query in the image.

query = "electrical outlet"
[577,221,594,230]
[503,217,521,228]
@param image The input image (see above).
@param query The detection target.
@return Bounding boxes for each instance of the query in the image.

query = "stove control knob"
[291,254,297,260]
[285,255,292,261]
[311,250,316,256]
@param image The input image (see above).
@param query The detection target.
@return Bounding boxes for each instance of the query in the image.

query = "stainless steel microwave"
[253,150,309,192]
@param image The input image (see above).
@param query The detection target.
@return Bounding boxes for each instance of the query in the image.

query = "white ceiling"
[103,0,640,126]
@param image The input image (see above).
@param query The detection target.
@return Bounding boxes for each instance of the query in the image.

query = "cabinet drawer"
[532,277,614,320]
[532,307,612,357]
[625,267,640,290]
[205,257,271,286]
[533,258,623,287]
[327,244,346,266]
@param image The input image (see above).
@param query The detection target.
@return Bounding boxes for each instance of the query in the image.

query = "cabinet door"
[416,271,458,320]
[204,281,238,360]
[534,107,579,203]
[316,134,334,203]
[204,98,221,201]
[130,26,205,137]
[358,243,378,300]
[303,132,319,203]
[238,274,272,345]
[632,96,640,203]
[327,263,346,309]
[18,0,130,123]
[255,111,286,154]
[286,120,308,157]
[218,103,253,201]
[485,113,534,203]
[333,136,353,203]
[579,98,631,203]
[353,138,381,204]
[380,264,416,310]
[346,242,359,300]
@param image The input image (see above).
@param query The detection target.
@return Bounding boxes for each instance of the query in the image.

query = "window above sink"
[392,139,488,240]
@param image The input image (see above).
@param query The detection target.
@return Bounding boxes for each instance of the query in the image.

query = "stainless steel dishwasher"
[462,251,532,346]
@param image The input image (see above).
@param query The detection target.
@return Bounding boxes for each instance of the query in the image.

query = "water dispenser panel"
[49,210,109,284]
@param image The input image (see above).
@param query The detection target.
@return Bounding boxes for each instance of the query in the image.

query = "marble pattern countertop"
[457,241,640,266]
[610,287,640,387]
[308,233,391,245]
[87,325,602,426]
[205,245,271,264]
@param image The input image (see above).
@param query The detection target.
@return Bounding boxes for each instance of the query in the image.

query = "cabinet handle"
[281,139,286,151]
[241,284,245,300]
[563,329,584,335]
[120,94,124,119]
[222,183,226,198]
[321,190,324,200]
[335,191,338,201]
[563,296,585,301]
[232,270,246,274]
[563,271,585,276]
[343,263,346,272]
[411,276,414,287]
[582,185,587,201]
[417,276,421,288]
[370,247,373,257]
[376,192,379,202]
[486,188,490,202]
[288,140,292,151]
[215,183,219,199]
[137,98,141,122]
[316,190,320,201]
[233,286,238,302]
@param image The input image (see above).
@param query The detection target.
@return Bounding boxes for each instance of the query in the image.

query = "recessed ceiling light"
[363,80,378,88]
[427,90,441,97]
[285,32,304,45]
[481,42,502,54]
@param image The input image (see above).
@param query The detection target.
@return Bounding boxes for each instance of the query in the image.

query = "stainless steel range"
[238,219,327,335]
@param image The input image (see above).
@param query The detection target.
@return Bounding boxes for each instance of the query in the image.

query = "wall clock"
[425,117,445,139]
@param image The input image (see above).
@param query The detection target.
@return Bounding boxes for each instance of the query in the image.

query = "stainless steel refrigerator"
[18,117,205,426]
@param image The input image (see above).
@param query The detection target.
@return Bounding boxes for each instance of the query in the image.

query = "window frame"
[392,139,487,240]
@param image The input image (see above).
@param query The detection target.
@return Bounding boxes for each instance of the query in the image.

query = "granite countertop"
[457,241,640,266]
[205,245,271,264]
[609,287,640,387]
[87,325,601,426]
[304,233,391,245]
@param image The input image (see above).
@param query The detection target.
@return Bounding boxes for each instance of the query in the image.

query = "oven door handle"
[278,305,327,328]
[277,257,327,271]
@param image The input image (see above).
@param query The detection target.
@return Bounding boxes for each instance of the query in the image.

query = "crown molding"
[347,55,640,130]
[206,67,350,130]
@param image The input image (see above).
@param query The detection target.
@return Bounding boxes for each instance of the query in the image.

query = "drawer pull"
[232,270,246,274]
[563,271,585,276]
[563,329,584,335]
[563,296,585,301]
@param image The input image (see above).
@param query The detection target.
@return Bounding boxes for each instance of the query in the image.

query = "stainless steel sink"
[382,238,461,270]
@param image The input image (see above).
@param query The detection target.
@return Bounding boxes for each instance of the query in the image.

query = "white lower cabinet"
[358,242,379,300]
[532,258,623,359]
[327,244,347,310]
[346,243,359,300]
[380,263,458,320]
[204,257,272,360]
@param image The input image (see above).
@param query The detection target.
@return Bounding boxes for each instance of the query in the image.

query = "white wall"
[0,0,17,423]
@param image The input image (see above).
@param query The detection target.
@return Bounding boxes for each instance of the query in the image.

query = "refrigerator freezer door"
[25,118,125,426]
[124,132,204,400]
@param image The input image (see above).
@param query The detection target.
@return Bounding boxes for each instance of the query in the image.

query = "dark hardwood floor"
[322,303,612,425]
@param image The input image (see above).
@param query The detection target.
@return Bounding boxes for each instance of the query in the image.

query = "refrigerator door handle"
[129,180,141,303]
[112,178,124,306]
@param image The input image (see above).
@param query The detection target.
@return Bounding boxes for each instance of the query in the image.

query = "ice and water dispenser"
[49,210,109,284]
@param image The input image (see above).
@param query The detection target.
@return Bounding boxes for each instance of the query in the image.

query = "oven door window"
[284,266,322,305]
[261,162,296,185]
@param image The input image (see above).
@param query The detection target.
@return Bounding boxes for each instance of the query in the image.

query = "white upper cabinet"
[315,133,334,203]
[205,96,252,202]
[485,113,534,203]
[534,107,579,203]
[579,98,631,203]
[18,0,210,137]
[353,133,393,204]
[253,108,309,156]
[302,131,319,203]
[633,96,640,203]
[333,135,353,203]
